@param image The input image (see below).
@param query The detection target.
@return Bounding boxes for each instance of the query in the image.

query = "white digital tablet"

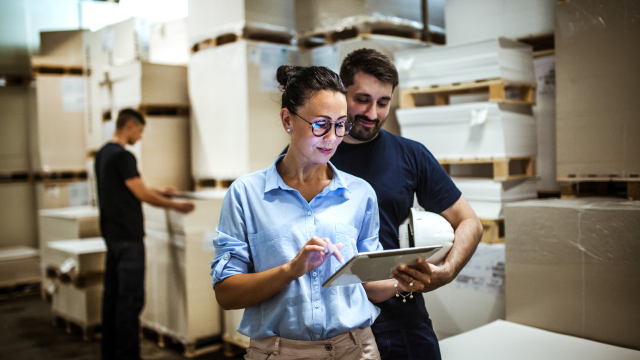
[322,245,442,287]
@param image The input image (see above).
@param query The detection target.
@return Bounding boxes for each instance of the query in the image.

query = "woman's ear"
[280,108,293,133]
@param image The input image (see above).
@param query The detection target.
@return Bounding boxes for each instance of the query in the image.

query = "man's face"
[127,122,145,145]
[344,72,394,143]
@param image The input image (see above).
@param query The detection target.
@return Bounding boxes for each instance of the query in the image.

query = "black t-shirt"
[95,143,144,240]
[286,130,461,332]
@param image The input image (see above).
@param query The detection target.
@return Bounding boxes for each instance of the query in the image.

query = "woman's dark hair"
[276,65,347,113]
[340,48,399,91]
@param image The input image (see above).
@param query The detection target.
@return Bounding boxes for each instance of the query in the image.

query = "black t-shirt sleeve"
[415,144,462,214]
[115,151,140,181]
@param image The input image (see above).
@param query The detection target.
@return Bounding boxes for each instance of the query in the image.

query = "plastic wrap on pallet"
[397,102,537,160]
[505,198,640,351]
[452,178,537,219]
[445,0,556,46]
[188,0,295,46]
[556,0,640,179]
[395,38,535,89]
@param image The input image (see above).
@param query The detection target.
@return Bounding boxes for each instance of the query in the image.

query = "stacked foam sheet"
[188,0,295,47]
[451,179,537,219]
[189,40,297,180]
[141,189,225,343]
[395,38,535,89]
[445,0,556,46]
[425,243,506,339]
[397,102,537,160]
[439,320,640,360]
[0,246,40,288]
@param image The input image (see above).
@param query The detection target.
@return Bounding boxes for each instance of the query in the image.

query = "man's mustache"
[353,115,380,124]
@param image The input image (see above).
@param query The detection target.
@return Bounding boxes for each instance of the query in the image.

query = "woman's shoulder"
[227,168,270,195]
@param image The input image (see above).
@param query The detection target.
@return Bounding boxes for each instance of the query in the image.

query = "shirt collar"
[264,155,351,194]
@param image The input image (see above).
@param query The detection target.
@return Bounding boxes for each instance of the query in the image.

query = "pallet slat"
[440,157,536,182]
[191,27,294,53]
[480,219,504,244]
[560,180,639,201]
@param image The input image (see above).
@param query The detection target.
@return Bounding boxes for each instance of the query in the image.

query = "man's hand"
[392,258,454,293]
[172,199,195,214]
[157,186,178,196]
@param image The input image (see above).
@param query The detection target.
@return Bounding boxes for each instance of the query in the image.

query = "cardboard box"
[35,181,91,210]
[188,0,295,46]
[555,0,640,179]
[304,35,425,135]
[425,243,506,339]
[149,18,189,66]
[395,38,535,89]
[445,0,556,46]
[141,190,225,342]
[31,30,86,68]
[82,30,108,153]
[52,281,103,326]
[440,320,640,360]
[505,198,640,350]
[533,54,559,192]
[189,40,296,180]
[38,206,100,249]
[397,102,537,160]
[101,17,151,67]
[0,246,40,287]
[0,183,37,248]
[452,179,537,219]
[31,74,87,172]
[0,87,32,173]
[44,238,106,276]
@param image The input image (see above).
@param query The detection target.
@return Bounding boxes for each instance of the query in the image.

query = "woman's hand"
[285,236,344,279]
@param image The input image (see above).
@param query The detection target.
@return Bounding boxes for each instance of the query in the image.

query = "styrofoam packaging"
[445,0,556,46]
[188,0,294,46]
[44,238,106,276]
[532,55,559,192]
[31,30,86,68]
[0,87,32,173]
[397,102,537,160]
[52,281,103,326]
[31,75,87,172]
[440,320,640,360]
[452,178,537,219]
[0,246,40,287]
[307,35,426,135]
[0,183,37,248]
[149,18,189,66]
[395,38,535,89]
[294,0,433,35]
[189,40,296,180]
[425,243,505,339]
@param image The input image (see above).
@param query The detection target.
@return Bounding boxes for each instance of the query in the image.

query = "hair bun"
[276,65,302,90]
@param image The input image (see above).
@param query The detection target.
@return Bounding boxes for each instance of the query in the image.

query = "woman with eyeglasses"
[210,65,413,360]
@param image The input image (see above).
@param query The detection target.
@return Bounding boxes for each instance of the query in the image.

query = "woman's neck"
[277,151,333,202]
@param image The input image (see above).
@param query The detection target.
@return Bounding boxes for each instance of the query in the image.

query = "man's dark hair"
[116,108,145,129]
[276,65,347,113]
[340,48,399,91]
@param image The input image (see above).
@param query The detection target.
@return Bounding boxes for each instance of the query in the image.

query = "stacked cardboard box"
[0,246,40,288]
[141,190,225,345]
[0,183,38,248]
[149,18,189,66]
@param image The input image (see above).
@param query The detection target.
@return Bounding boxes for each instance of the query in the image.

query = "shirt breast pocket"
[333,223,359,270]
[248,225,297,273]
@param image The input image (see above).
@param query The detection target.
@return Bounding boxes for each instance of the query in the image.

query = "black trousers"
[101,239,145,360]
[374,320,442,360]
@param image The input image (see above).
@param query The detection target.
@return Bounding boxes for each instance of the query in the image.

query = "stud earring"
[287,129,291,133]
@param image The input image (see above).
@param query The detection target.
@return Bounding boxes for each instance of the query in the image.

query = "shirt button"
[223,254,229,260]
[312,272,317,277]
[307,211,312,216]
[314,302,319,308]
[315,334,320,339]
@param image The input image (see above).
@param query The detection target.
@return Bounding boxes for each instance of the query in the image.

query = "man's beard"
[348,114,384,142]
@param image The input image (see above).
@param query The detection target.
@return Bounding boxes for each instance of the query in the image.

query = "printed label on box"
[260,43,290,92]
[455,245,505,294]
[312,45,340,74]
[534,55,556,99]
[68,182,90,207]
[61,77,86,113]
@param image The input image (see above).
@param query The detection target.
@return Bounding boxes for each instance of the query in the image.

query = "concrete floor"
[0,292,244,360]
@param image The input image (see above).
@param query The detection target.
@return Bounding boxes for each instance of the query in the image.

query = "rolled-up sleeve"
[356,187,383,253]
[210,182,253,288]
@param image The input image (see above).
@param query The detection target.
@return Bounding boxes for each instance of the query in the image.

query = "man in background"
[95,108,194,360]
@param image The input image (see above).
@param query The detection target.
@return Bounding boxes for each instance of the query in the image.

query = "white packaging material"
[452,179,537,219]
[36,181,91,210]
[395,38,535,89]
[52,281,103,326]
[149,18,189,66]
[83,30,108,152]
[397,102,537,160]
[445,0,556,46]
[224,309,250,348]
[0,87,31,172]
[425,243,505,339]
[0,246,40,287]
[101,17,151,67]
[533,55,559,192]
[38,206,100,249]
[0,183,37,248]
[188,0,295,46]
[189,40,296,180]
[44,238,106,276]
[440,320,640,360]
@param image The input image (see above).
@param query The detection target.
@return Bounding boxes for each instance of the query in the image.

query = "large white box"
[31,30,86,68]
[440,320,640,360]
[35,181,91,210]
[425,243,505,339]
[395,38,535,89]
[44,238,106,276]
[189,40,296,180]
[188,0,295,46]
[445,0,556,46]
[0,246,40,287]
[38,206,100,250]
[0,183,37,248]
[0,87,32,173]
[149,18,189,66]
[52,281,103,327]
[101,17,152,67]
[452,179,537,219]
[397,102,537,160]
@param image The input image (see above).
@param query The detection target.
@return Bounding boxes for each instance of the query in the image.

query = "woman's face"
[285,90,348,165]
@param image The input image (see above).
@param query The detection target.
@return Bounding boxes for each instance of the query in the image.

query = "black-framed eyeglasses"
[290,111,353,137]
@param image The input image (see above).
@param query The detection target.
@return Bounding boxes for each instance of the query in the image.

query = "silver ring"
[409,280,414,287]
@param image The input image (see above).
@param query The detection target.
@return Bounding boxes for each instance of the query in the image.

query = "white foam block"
[452,178,537,219]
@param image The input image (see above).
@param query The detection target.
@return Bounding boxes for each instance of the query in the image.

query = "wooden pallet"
[558,178,640,201]
[222,334,249,357]
[0,171,33,184]
[34,170,88,182]
[297,19,438,48]
[191,26,294,53]
[517,32,555,57]
[33,65,84,76]
[196,179,235,189]
[440,157,535,181]
[138,104,190,116]
[141,324,223,358]
[0,281,41,300]
[0,75,33,87]
[399,78,537,108]
[52,311,101,342]
[480,219,504,244]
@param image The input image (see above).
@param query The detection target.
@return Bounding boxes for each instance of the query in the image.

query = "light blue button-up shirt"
[211,156,383,341]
